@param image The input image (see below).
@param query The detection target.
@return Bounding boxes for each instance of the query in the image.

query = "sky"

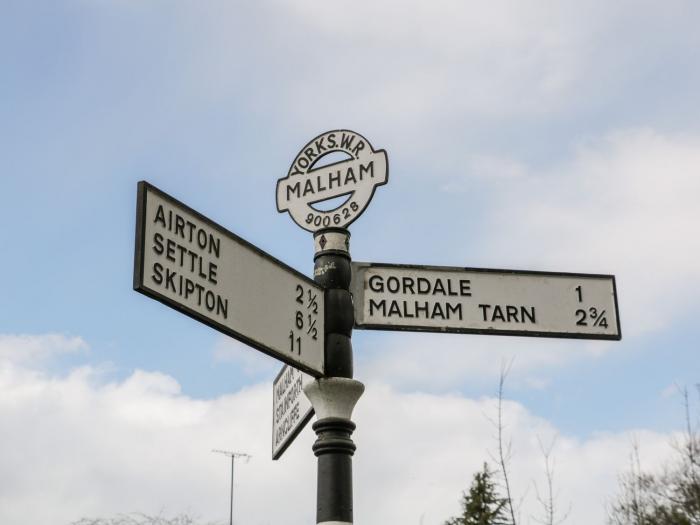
[1,1,699,524]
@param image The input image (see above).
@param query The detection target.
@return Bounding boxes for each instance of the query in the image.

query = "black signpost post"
[135,128,621,525]
[307,228,361,525]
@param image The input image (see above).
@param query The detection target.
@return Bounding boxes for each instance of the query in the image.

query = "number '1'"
[289,330,301,355]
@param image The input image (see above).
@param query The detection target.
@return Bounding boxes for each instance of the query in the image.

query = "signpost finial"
[276,130,388,232]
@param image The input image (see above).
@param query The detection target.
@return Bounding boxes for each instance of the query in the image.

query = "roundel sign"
[276,130,388,232]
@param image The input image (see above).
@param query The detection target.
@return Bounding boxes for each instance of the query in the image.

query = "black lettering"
[369,299,386,316]
[195,283,204,305]
[433,279,446,296]
[175,215,185,237]
[217,296,228,319]
[417,278,431,294]
[197,229,207,250]
[153,232,164,255]
[304,147,317,161]
[314,137,326,153]
[303,179,314,197]
[287,181,301,200]
[176,244,187,267]
[186,221,196,243]
[506,305,519,323]
[184,278,195,299]
[353,141,366,157]
[402,277,415,295]
[197,256,207,280]
[359,160,373,179]
[165,268,176,292]
[478,304,490,321]
[446,303,462,320]
[369,275,384,293]
[328,133,337,148]
[415,302,429,318]
[329,170,341,189]
[402,301,414,318]
[431,302,445,320]
[388,300,402,317]
[151,262,163,285]
[290,402,300,424]
[460,280,471,296]
[316,175,327,192]
[521,306,536,324]
[208,262,218,284]
[492,305,505,322]
[205,290,215,311]
[386,277,400,293]
[209,234,220,258]
[188,250,198,272]
[446,279,458,296]
[344,167,357,185]
[340,132,355,150]
[166,239,176,262]
[154,205,166,227]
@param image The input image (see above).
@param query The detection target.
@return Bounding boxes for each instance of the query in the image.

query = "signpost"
[272,365,314,460]
[276,129,388,232]
[133,128,622,525]
[351,262,621,339]
[134,181,325,376]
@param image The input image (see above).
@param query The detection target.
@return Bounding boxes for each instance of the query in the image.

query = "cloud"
[162,0,700,151]
[0,335,683,525]
[479,128,700,334]
[355,331,610,392]
[212,337,279,379]
[358,127,699,391]
[0,333,88,364]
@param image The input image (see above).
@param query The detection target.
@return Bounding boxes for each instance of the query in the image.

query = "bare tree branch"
[495,358,518,525]
[532,436,571,525]
[70,513,218,525]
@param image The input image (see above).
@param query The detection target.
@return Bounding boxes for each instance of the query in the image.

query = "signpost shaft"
[306,228,364,525]
[313,229,354,378]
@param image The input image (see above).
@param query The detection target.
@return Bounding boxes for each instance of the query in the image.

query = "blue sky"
[1,2,699,524]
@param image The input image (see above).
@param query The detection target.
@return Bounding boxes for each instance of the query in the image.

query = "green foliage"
[445,463,513,525]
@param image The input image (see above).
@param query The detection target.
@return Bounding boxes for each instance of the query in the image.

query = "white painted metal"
[314,230,350,255]
[277,130,388,232]
[272,365,314,460]
[137,184,325,375]
[351,263,620,339]
[303,378,365,420]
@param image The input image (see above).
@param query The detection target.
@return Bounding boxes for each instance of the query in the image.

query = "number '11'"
[289,330,300,355]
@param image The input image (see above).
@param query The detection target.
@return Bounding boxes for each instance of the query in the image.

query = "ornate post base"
[304,378,364,525]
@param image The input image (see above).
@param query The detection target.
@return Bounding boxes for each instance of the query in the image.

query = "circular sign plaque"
[276,130,388,232]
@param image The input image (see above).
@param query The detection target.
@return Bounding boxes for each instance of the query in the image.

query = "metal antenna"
[212,449,251,525]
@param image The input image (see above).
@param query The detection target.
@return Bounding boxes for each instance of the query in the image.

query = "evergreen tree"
[445,463,512,525]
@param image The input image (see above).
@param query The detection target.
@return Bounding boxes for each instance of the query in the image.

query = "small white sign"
[276,130,388,232]
[272,365,314,460]
[134,182,325,376]
[351,262,621,340]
